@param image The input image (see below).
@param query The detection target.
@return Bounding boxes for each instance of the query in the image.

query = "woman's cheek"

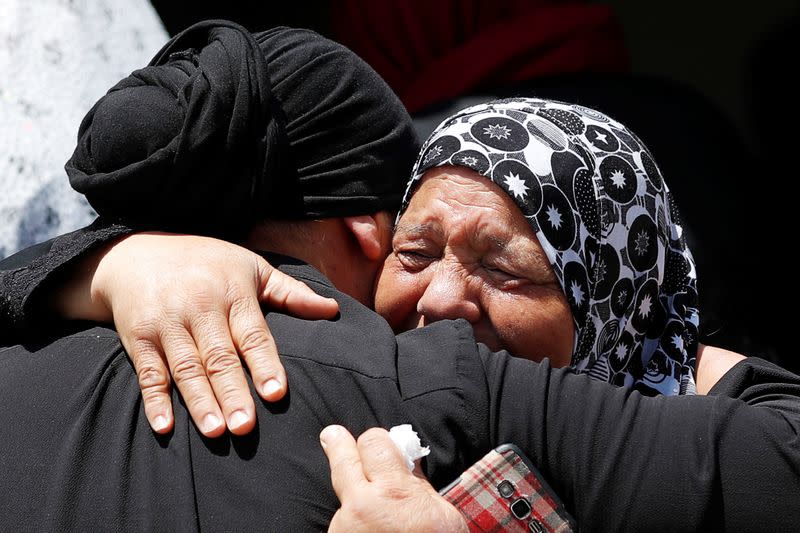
[374,259,425,332]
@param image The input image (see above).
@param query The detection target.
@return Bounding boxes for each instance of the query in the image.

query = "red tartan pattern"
[442,447,575,532]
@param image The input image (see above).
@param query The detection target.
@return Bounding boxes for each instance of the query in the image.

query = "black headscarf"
[66,20,419,237]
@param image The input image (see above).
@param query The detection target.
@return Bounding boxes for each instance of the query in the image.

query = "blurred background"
[1,0,796,372]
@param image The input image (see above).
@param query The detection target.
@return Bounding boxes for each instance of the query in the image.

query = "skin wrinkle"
[374,167,573,365]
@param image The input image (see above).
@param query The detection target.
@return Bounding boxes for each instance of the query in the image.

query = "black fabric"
[2,257,799,531]
[66,21,419,237]
[0,218,132,339]
[1,22,420,335]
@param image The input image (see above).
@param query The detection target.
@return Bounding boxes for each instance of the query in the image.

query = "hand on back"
[65,232,338,436]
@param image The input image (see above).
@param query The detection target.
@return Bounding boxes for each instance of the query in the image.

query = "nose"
[416,265,481,325]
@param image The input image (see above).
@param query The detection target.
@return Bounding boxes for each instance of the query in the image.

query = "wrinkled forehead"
[397,167,539,242]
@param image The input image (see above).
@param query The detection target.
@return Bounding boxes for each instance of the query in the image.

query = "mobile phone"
[439,443,576,533]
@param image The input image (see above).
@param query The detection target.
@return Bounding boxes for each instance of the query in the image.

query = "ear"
[343,213,392,261]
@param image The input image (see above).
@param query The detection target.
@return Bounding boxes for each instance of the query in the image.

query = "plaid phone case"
[440,444,576,533]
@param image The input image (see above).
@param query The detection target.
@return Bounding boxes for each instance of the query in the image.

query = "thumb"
[257,259,339,319]
[320,425,365,501]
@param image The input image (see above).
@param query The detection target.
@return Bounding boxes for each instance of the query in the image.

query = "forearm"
[0,219,132,338]
[483,351,800,530]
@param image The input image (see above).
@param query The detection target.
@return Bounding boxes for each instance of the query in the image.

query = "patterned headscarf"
[400,98,698,396]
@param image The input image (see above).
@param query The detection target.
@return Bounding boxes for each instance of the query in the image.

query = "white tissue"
[389,424,430,471]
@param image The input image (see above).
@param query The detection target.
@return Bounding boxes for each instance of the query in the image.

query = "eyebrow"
[480,230,554,277]
[486,235,511,253]
[393,222,442,239]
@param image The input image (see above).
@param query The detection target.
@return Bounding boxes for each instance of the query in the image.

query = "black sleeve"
[0,218,133,340]
[479,349,800,531]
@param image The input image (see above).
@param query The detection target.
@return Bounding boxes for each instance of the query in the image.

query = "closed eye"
[396,250,437,271]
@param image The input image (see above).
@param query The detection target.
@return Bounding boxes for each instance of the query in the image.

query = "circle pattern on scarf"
[631,277,659,332]
[586,125,620,152]
[492,159,542,215]
[563,260,590,323]
[640,150,663,191]
[609,330,635,372]
[399,97,699,397]
[419,135,460,171]
[627,214,659,272]
[600,155,638,204]
[574,168,601,239]
[538,108,585,135]
[471,117,529,151]
[610,277,635,317]
[452,150,491,175]
[537,184,577,250]
[594,243,621,300]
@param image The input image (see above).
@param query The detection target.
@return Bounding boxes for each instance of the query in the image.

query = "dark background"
[147,1,798,372]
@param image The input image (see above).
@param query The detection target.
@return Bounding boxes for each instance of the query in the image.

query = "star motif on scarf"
[610,169,626,188]
[503,172,529,199]
[617,289,628,306]
[423,145,443,164]
[570,280,585,306]
[460,155,479,166]
[634,230,649,256]
[483,123,512,140]
[595,131,608,143]
[671,333,685,353]
[595,257,607,284]
[545,204,563,229]
[638,294,652,318]
[614,341,628,361]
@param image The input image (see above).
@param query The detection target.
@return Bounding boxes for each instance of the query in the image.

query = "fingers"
[257,261,339,319]
[228,293,287,401]
[320,425,365,500]
[186,311,256,436]
[158,323,227,437]
[357,428,410,482]
[124,332,174,434]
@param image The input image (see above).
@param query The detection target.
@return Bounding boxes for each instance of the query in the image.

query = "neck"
[244,219,377,307]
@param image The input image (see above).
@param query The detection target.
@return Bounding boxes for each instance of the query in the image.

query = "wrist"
[50,239,119,322]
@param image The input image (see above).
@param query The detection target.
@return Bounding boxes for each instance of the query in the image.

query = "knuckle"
[170,356,206,383]
[137,364,169,392]
[224,281,249,304]
[236,325,272,354]
[203,347,241,377]
[128,321,161,343]
[346,504,365,521]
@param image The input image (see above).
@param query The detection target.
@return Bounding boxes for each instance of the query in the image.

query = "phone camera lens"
[497,480,515,498]
[510,498,532,520]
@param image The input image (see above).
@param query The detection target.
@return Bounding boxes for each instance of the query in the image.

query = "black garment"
[0,218,132,335]
[66,22,419,238]
[1,254,799,531]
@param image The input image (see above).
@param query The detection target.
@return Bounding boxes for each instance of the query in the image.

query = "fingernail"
[201,413,222,434]
[229,410,249,431]
[153,415,169,432]
[262,378,282,397]
[320,425,342,447]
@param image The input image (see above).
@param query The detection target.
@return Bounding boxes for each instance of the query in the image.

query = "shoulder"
[695,343,747,394]
[266,282,399,379]
[395,318,480,397]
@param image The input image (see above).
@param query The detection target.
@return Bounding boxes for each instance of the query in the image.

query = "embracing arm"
[0,229,338,438]
[0,218,133,340]
[323,333,799,532]
[482,350,800,531]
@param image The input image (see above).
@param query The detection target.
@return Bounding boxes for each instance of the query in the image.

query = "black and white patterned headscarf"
[400,98,698,395]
